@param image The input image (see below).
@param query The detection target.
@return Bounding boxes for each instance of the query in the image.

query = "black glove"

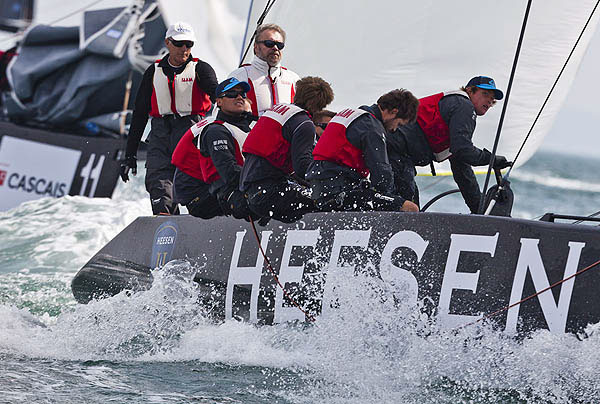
[228,190,254,221]
[493,155,512,170]
[119,155,137,182]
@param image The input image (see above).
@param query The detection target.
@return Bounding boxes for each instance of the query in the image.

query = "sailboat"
[0,0,240,211]
[71,0,600,335]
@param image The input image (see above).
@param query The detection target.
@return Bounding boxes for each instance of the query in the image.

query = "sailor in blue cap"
[187,77,260,221]
[388,75,512,214]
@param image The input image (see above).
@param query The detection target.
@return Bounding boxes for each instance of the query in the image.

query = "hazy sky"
[541,23,600,158]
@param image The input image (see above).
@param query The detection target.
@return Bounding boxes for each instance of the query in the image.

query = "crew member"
[194,77,256,220]
[171,96,254,219]
[389,76,512,212]
[308,89,420,212]
[240,76,334,223]
[229,23,299,117]
[120,21,218,215]
[313,109,335,140]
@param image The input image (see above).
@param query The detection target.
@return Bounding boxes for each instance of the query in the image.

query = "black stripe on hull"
[72,212,600,334]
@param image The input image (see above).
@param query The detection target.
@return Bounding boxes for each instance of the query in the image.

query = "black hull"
[0,121,126,210]
[72,212,600,334]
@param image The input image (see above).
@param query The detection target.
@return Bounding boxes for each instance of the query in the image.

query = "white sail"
[156,0,241,79]
[241,1,600,167]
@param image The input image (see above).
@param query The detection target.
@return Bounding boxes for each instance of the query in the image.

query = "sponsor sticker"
[0,136,81,210]
[150,221,179,268]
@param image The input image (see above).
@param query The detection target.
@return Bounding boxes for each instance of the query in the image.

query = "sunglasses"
[258,40,285,50]
[314,123,328,130]
[170,39,194,48]
[220,90,247,99]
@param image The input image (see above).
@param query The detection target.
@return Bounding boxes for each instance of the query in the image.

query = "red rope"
[249,217,316,322]
[457,258,600,330]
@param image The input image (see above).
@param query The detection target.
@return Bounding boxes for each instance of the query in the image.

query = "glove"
[228,190,254,221]
[493,155,512,170]
[119,155,137,182]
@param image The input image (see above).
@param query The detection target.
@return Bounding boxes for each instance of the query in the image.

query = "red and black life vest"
[172,117,248,184]
[242,103,305,174]
[196,117,249,184]
[171,128,203,180]
[312,108,371,178]
[417,90,469,162]
[149,59,212,118]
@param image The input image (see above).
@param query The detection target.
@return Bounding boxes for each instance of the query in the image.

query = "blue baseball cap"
[215,77,251,98]
[466,76,504,100]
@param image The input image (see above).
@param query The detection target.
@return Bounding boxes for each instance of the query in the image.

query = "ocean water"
[1,150,600,404]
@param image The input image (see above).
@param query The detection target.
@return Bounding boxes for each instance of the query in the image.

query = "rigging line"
[239,0,278,67]
[420,175,447,192]
[456,257,600,331]
[509,0,600,173]
[573,209,600,224]
[239,0,255,63]
[249,216,316,322]
[0,0,110,46]
[477,0,532,214]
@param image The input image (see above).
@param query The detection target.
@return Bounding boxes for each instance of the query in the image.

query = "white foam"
[512,170,600,193]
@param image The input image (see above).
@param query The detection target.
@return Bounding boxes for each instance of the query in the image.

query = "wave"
[512,170,600,193]
[3,263,600,404]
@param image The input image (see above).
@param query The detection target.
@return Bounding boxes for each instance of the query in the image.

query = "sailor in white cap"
[120,21,218,215]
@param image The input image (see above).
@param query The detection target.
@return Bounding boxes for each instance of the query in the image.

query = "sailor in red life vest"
[228,23,299,117]
[119,22,218,215]
[192,77,260,221]
[307,89,420,213]
[240,76,334,223]
[388,76,512,213]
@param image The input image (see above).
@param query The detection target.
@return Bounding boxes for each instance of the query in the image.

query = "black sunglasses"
[314,123,328,130]
[170,39,194,48]
[258,40,285,50]
[220,90,247,99]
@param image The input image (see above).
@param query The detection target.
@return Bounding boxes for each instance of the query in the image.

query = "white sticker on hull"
[438,233,499,328]
[505,239,585,334]
[225,230,272,323]
[0,136,81,210]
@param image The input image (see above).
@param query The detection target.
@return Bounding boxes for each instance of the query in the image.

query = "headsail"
[241,1,600,167]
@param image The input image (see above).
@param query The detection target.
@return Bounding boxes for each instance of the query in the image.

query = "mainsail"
[1,0,242,131]
[241,1,600,167]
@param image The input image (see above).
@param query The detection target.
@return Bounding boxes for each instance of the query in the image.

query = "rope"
[238,0,278,67]
[421,189,460,212]
[478,0,532,214]
[573,210,600,225]
[457,258,600,330]
[249,216,316,322]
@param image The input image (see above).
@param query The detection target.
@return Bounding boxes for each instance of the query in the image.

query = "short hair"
[377,89,419,123]
[313,109,336,123]
[294,76,334,116]
[256,23,286,42]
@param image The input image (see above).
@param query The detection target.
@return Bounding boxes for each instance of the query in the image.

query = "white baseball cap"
[165,22,196,42]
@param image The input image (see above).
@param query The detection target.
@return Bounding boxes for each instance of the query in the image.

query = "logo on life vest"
[337,108,355,118]
[271,104,291,115]
[181,77,193,82]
